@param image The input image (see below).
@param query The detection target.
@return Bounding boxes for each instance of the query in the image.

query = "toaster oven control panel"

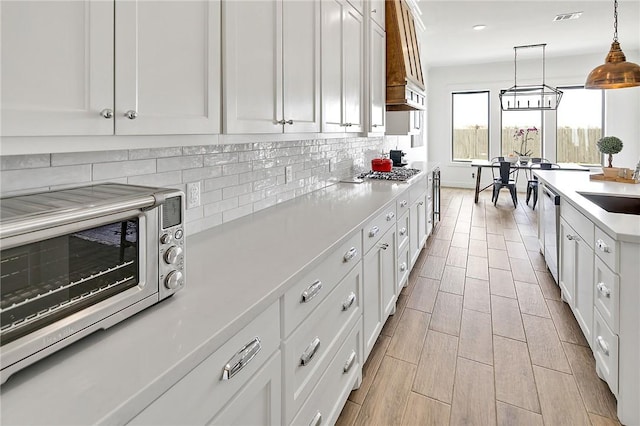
[159,194,185,298]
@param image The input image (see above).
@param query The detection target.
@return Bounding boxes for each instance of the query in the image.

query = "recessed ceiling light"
[473,24,487,31]
[553,12,583,21]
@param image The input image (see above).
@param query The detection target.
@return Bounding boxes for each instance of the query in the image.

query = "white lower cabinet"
[573,234,594,348]
[291,319,362,426]
[593,308,619,396]
[282,264,362,423]
[558,218,577,308]
[128,302,280,425]
[363,226,396,360]
[409,189,427,267]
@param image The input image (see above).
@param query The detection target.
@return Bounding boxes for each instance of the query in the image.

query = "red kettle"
[372,156,393,172]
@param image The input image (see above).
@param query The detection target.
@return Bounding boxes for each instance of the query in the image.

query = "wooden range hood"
[386,0,425,111]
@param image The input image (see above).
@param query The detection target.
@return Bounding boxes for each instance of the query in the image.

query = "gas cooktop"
[358,167,422,182]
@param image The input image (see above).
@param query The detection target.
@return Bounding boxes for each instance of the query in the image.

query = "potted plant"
[597,136,624,177]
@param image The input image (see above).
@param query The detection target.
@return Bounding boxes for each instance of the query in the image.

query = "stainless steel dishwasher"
[541,184,560,283]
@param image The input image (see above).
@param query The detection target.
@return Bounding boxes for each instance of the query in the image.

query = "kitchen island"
[0,170,433,425]
[534,169,640,426]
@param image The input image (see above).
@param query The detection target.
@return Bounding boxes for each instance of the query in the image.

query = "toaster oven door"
[0,210,157,359]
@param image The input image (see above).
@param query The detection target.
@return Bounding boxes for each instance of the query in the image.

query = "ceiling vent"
[553,12,583,21]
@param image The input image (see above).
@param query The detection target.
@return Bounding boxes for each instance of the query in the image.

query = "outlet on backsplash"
[186,182,201,209]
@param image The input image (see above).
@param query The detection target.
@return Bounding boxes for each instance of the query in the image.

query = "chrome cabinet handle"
[386,212,395,221]
[285,119,293,125]
[596,282,611,298]
[596,239,611,253]
[222,337,261,380]
[372,124,379,128]
[399,227,407,236]
[566,234,580,241]
[427,195,432,200]
[343,247,358,262]
[371,8,377,13]
[301,280,322,303]
[125,110,138,120]
[301,337,321,366]
[596,335,610,356]
[343,351,357,373]
[310,412,322,426]
[277,119,285,125]
[100,108,113,119]
[400,200,408,207]
[400,262,407,272]
[342,292,356,311]
[378,242,389,250]
[369,226,380,238]
[419,201,424,206]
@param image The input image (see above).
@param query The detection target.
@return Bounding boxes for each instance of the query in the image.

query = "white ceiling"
[420,1,640,68]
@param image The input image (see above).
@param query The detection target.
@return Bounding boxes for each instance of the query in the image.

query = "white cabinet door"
[1,1,114,136]
[224,0,283,134]
[320,0,344,133]
[224,0,319,134]
[559,218,576,308]
[369,22,386,133]
[409,194,427,267]
[369,0,385,29]
[573,237,594,347]
[343,4,364,132]
[282,0,320,133]
[321,0,363,133]
[115,0,220,135]
[210,352,282,426]
[363,227,396,360]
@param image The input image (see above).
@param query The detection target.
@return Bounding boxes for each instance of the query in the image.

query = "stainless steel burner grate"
[358,167,422,181]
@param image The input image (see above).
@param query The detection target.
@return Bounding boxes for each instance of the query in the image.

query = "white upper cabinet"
[369,0,385,29]
[1,1,114,136]
[321,0,364,133]
[369,22,386,132]
[1,0,221,137]
[115,1,220,135]
[224,0,320,134]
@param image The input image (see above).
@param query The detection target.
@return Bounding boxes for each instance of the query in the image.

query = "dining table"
[470,159,590,203]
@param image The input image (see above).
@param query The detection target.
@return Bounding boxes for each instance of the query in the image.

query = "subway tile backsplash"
[0,137,386,235]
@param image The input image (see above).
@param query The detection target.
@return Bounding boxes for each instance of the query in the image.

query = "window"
[451,91,489,161]
[556,86,603,165]
[501,110,542,159]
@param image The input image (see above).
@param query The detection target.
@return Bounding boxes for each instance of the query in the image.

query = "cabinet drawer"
[397,244,410,293]
[396,193,410,217]
[397,210,410,250]
[283,231,362,337]
[283,264,362,423]
[363,203,397,254]
[129,301,280,425]
[291,319,362,426]
[410,187,427,205]
[560,200,594,249]
[594,257,620,334]
[594,227,618,271]
[593,308,619,397]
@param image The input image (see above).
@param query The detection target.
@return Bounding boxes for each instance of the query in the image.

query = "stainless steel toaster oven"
[0,183,185,384]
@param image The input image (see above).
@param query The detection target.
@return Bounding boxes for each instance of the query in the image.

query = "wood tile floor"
[336,187,620,426]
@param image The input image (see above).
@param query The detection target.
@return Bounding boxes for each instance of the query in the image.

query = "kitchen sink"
[577,192,640,215]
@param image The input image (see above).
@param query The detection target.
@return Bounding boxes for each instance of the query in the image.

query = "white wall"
[427,50,640,189]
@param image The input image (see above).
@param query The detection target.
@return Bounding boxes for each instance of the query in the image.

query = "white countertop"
[0,177,422,425]
[534,170,640,243]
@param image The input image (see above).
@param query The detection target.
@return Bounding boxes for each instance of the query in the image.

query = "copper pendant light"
[585,0,640,89]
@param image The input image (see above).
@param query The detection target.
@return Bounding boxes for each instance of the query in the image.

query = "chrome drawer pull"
[400,200,408,207]
[419,201,424,206]
[566,234,580,241]
[596,282,611,298]
[399,227,407,236]
[222,337,261,380]
[310,411,322,426]
[369,226,380,238]
[343,351,357,373]
[596,239,611,253]
[342,292,356,311]
[301,337,321,366]
[400,262,407,272]
[301,280,322,303]
[343,247,358,262]
[386,212,395,221]
[378,242,389,250]
[596,336,610,356]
